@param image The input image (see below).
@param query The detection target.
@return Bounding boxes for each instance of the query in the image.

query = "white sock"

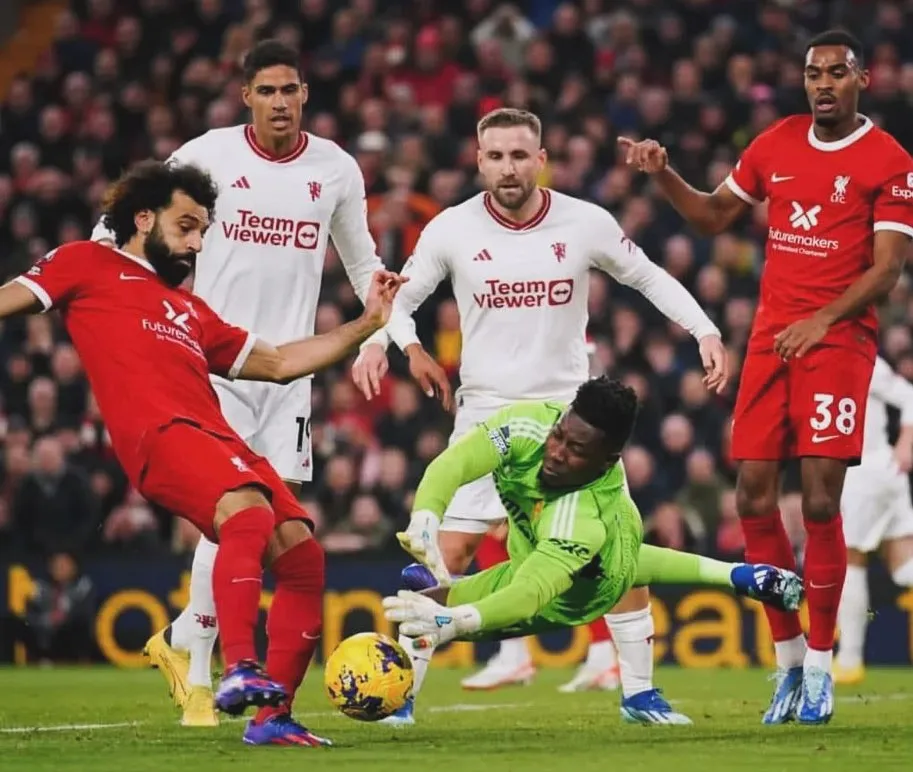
[605,606,653,698]
[836,565,868,670]
[891,557,913,586]
[774,634,807,670]
[170,536,219,688]
[805,647,833,672]
[584,639,618,670]
[496,637,531,666]
[400,633,434,700]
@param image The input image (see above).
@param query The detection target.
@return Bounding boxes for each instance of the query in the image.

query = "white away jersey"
[860,356,913,461]
[377,189,719,407]
[91,125,417,347]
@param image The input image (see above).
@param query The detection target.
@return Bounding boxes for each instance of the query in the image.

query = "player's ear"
[858,68,870,91]
[241,84,252,109]
[134,209,154,236]
[300,82,309,107]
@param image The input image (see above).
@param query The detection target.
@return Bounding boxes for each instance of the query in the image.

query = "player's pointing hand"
[617,136,668,173]
[362,270,408,329]
[699,335,729,394]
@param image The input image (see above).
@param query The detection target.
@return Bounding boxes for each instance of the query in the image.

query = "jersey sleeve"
[361,213,453,350]
[724,134,767,205]
[870,356,913,426]
[469,492,607,632]
[194,297,257,380]
[411,401,555,520]
[873,154,913,239]
[12,244,87,311]
[586,207,720,340]
[330,153,420,352]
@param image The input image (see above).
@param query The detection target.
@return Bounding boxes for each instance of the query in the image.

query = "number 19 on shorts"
[810,392,857,441]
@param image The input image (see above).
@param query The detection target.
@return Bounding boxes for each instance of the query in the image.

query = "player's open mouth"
[815,96,836,113]
[270,116,292,127]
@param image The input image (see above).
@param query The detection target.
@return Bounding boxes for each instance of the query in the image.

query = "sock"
[170,536,219,687]
[891,557,913,586]
[211,506,273,668]
[255,537,325,723]
[496,637,531,666]
[774,635,807,670]
[605,605,653,698]
[804,646,833,672]
[634,544,732,585]
[804,515,847,652]
[400,633,434,700]
[740,512,804,644]
[836,564,867,670]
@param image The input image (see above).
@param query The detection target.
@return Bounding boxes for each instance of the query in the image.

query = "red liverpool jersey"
[14,241,256,483]
[726,114,913,356]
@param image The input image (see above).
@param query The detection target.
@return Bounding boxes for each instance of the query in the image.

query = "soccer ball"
[324,632,414,721]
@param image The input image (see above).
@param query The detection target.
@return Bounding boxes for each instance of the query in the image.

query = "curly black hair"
[570,376,639,453]
[242,39,301,83]
[806,29,864,67]
[100,160,219,247]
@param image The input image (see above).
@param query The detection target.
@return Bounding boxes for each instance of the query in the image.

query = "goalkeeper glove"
[396,510,452,586]
[383,590,481,647]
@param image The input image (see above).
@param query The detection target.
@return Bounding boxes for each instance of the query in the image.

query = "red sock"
[256,537,325,723]
[212,506,274,667]
[588,617,613,643]
[476,533,509,569]
[803,515,847,651]
[740,512,803,641]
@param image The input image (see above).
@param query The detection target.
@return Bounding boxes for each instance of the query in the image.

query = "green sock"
[634,544,735,586]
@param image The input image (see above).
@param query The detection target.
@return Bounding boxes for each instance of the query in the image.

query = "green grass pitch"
[1,666,912,771]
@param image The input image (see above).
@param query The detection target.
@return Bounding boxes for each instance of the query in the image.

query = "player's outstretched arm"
[774,230,909,359]
[238,271,406,383]
[0,280,48,318]
[397,426,505,584]
[617,136,750,235]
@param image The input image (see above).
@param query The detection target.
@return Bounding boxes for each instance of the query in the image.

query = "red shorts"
[731,346,875,464]
[138,421,309,542]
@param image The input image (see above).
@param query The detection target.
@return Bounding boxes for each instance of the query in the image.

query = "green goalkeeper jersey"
[412,401,643,633]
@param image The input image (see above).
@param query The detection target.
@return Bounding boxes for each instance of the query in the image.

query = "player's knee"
[265,519,313,566]
[440,531,482,574]
[801,490,840,523]
[215,486,272,521]
[735,463,779,517]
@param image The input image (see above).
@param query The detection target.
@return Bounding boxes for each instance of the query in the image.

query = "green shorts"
[445,560,632,641]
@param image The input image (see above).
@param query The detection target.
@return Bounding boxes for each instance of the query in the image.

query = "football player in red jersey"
[0,160,405,746]
[618,28,913,725]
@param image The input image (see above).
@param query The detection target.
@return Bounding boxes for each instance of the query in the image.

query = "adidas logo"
[473,249,492,261]
[231,176,251,189]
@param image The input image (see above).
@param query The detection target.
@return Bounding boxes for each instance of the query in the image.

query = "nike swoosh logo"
[811,434,839,443]
[119,272,147,281]
[809,581,837,589]
[302,632,321,640]
[770,174,795,183]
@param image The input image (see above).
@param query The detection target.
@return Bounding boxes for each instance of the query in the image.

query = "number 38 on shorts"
[730,347,873,464]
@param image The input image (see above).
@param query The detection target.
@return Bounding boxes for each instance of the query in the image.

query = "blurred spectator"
[19,552,96,663]
[13,435,99,557]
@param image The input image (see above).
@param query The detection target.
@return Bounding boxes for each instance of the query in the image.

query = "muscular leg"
[737,460,806,669]
[253,518,324,723]
[800,456,849,670]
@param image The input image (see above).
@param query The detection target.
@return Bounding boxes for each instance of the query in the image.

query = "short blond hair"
[476,108,542,142]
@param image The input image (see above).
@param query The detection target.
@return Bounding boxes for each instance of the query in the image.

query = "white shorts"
[841,460,913,552]
[440,402,508,534]
[212,376,312,483]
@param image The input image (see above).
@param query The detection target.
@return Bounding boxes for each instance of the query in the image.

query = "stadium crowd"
[1,0,913,570]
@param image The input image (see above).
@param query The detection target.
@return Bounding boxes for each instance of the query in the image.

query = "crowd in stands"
[1,0,913,570]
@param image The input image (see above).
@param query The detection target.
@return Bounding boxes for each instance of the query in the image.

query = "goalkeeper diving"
[383,377,802,707]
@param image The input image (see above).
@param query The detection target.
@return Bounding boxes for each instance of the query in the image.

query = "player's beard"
[144,221,196,287]
[489,179,536,211]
